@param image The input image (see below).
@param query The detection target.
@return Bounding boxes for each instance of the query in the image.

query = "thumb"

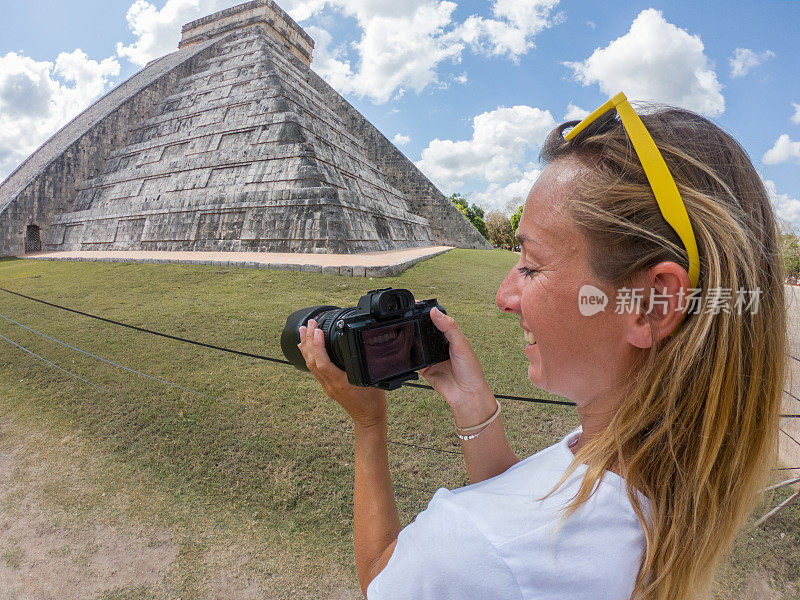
[430,307,470,349]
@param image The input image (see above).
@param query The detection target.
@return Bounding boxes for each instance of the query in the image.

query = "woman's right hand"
[419,307,496,418]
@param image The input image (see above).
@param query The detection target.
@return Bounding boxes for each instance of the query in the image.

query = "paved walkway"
[19,246,454,277]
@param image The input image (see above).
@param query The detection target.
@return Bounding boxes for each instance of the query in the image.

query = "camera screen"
[360,321,424,383]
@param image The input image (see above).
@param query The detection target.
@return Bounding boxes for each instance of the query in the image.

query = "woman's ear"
[624,261,691,349]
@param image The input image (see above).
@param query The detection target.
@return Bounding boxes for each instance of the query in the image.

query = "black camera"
[281,288,450,390]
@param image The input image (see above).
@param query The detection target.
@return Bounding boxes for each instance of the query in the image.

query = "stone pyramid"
[0,0,491,257]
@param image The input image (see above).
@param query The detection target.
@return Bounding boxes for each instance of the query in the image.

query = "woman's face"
[496,158,639,407]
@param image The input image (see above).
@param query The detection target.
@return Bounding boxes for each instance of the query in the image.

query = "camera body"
[281,288,449,390]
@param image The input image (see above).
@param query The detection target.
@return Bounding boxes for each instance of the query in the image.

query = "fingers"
[298,319,337,375]
[311,325,335,370]
[430,307,470,350]
[299,319,319,370]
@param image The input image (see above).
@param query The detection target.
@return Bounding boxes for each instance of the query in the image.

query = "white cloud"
[585,20,596,29]
[116,0,242,66]
[763,134,800,165]
[331,1,465,103]
[415,105,555,210]
[791,102,800,125]
[0,50,120,181]
[309,0,561,103]
[115,0,462,102]
[450,0,561,61]
[454,72,468,84]
[564,8,725,116]
[472,167,541,210]
[115,0,335,67]
[304,25,354,92]
[729,48,775,78]
[283,0,328,22]
[564,102,589,121]
[763,178,800,232]
[116,0,562,104]
[392,133,411,146]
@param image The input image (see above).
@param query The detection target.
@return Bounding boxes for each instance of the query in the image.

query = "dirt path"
[0,421,177,599]
[0,415,360,600]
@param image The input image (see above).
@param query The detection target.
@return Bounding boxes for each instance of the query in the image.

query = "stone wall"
[304,69,493,251]
[180,0,314,67]
[0,39,221,257]
[42,29,435,255]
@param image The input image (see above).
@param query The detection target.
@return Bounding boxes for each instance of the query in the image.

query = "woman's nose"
[496,269,521,313]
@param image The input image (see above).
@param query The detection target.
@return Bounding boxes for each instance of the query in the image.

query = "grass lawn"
[0,250,797,599]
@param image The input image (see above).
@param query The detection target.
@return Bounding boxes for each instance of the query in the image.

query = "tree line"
[453,195,800,280]
[450,193,523,251]
[783,232,800,282]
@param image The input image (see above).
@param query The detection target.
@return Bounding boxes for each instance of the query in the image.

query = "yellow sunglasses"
[565,92,700,289]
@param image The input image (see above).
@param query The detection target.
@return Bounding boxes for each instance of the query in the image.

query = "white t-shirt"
[367,430,647,600]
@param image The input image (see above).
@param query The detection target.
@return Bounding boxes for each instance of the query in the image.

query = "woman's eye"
[517,266,538,278]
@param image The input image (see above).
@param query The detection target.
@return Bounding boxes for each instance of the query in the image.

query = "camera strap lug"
[374,372,419,391]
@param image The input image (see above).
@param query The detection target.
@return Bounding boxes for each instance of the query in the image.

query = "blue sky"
[1,0,798,228]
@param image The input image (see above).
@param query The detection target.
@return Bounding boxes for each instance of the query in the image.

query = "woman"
[297,94,786,600]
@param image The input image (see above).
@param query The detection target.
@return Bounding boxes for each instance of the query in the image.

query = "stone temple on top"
[0,0,491,258]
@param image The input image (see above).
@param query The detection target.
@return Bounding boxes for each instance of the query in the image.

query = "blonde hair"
[541,106,787,599]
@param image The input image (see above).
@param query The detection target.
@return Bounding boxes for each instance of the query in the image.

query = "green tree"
[510,204,523,234]
[449,193,489,240]
[782,232,800,279]
[485,210,516,249]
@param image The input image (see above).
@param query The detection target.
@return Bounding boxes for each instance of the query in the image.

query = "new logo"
[578,285,608,316]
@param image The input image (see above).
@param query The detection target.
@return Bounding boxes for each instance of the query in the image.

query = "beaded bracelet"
[455,399,501,441]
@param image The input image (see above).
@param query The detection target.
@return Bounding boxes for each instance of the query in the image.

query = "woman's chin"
[527,363,543,388]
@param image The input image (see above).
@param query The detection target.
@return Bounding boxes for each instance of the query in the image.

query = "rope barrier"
[781,427,800,449]
[0,287,292,365]
[0,332,111,394]
[1,312,463,460]
[8,287,800,415]
[3,298,798,506]
[1,287,798,472]
[402,381,575,407]
[0,312,235,405]
[784,389,800,404]
[0,287,572,408]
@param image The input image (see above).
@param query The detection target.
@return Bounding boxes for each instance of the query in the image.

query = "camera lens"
[281,305,339,370]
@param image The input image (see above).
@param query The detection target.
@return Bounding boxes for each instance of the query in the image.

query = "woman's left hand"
[298,319,387,427]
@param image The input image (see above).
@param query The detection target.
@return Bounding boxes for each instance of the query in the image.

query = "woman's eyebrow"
[516,233,541,249]
[516,233,545,258]
[516,233,533,245]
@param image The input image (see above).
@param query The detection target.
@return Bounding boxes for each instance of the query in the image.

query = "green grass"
[98,586,154,600]
[2,547,23,570]
[0,251,797,598]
